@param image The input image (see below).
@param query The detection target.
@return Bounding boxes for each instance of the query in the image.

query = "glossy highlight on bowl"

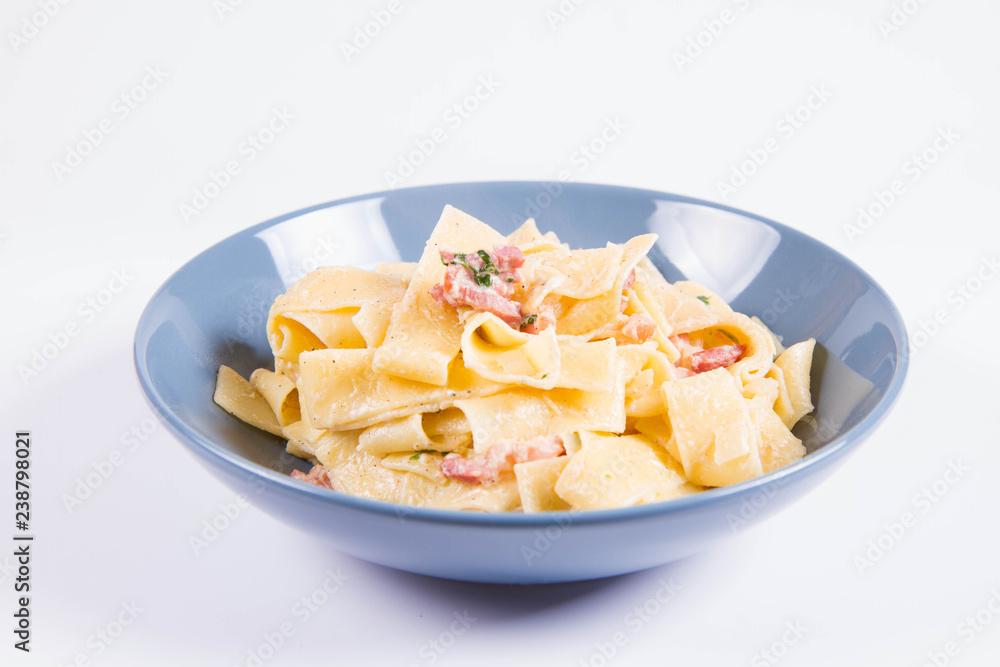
[134,182,907,584]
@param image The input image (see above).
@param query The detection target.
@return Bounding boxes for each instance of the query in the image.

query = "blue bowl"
[134,182,907,584]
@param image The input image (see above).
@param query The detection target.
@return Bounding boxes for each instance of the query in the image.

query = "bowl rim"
[134,180,909,527]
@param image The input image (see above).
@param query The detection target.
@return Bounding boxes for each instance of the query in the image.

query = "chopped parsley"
[440,249,499,288]
[519,314,538,330]
[440,251,470,268]
[697,295,710,305]
[408,449,438,461]
[716,329,740,344]
[476,249,494,270]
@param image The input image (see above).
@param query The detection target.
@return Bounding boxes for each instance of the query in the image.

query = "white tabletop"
[3,1,999,665]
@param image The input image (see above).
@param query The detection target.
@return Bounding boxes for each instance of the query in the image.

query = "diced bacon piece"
[669,333,693,351]
[621,313,656,343]
[521,305,556,335]
[440,262,474,295]
[492,244,525,272]
[440,455,494,484]
[440,435,565,485]
[688,344,745,374]
[623,268,636,291]
[433,246,526,319]
[441,245,523,274]
[490,245,524,298]
[291,465,336,490]
[432,264,523,327]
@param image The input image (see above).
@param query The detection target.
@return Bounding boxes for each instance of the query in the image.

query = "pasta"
[214,205,816,512]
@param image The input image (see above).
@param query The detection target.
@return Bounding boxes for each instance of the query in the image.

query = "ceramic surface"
[134,182,907,583]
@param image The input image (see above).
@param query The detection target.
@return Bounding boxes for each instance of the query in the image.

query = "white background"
[2,1,999,665]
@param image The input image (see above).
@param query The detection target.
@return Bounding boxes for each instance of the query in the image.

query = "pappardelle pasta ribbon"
[214,205,816,511]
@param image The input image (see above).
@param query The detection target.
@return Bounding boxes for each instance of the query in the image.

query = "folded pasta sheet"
[372,205,506,385]
[554,433,688,510]
[661,368,763,487]
[267,267,406,380]
[213,205,816,512]
[298,348,505,431]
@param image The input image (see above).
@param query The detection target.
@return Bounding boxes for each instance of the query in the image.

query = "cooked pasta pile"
[214,206,815,512]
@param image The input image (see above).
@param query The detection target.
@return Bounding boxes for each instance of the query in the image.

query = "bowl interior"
[136,182,906,507]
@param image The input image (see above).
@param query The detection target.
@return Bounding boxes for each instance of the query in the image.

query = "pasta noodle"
[213,205,817,511]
